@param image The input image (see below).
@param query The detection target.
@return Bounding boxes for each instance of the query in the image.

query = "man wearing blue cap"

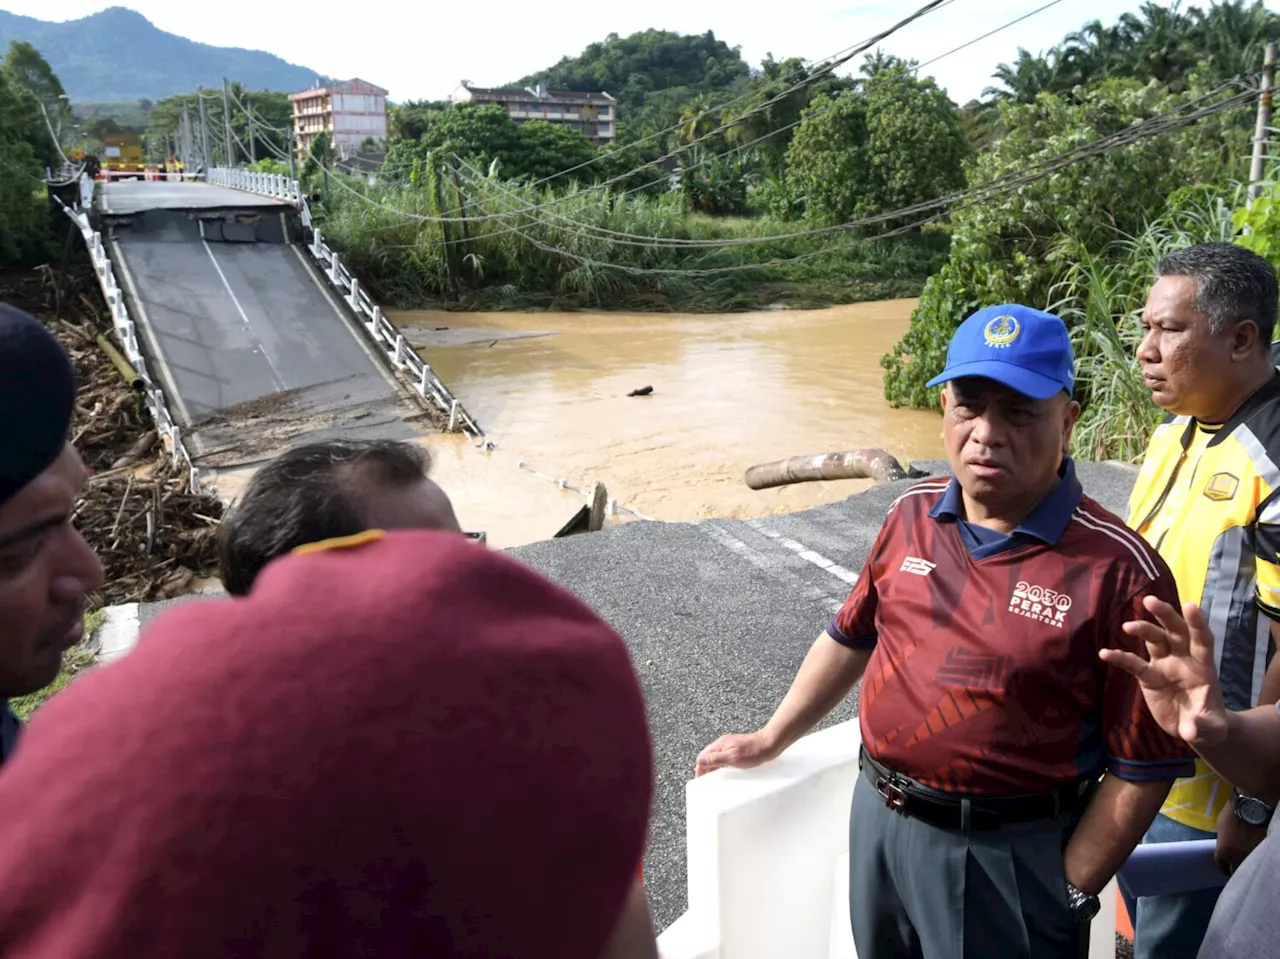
[699,305,1192,958]
[0,302,104,765]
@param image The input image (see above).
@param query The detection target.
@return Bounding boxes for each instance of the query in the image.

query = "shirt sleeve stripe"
[826,620,877,650]
[1108,755,1197,782]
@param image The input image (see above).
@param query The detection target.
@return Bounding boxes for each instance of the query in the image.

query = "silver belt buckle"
[876,774,910,813]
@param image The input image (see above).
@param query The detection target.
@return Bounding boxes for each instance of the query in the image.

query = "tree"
[785,58,967,227]
[3,41,67,122]
[389,99,449,142]
[718,55,853,175]
[515,119,596,183]
[0,63,57,266]
[985,1,1280,103]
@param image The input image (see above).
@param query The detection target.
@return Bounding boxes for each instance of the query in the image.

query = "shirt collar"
[928,457,1083,546]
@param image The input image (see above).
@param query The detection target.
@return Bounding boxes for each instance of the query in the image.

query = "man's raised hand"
[1101,596,1230,749]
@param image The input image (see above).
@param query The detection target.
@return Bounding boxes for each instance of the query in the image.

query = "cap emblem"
[983,314,1021,348]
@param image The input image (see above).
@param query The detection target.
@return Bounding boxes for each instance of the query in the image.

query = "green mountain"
[0,6,325,100]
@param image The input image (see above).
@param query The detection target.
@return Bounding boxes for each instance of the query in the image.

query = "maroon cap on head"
[0,530,652,959]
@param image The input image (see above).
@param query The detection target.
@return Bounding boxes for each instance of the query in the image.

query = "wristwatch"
[1066,882,1101,923]
[1232,789,1276,828]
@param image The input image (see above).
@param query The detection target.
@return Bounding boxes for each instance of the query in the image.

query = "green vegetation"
[882,78,1251,410]
[785,59,967,226]
[0,41,59,268]
[313,50,961,312]
[317,166,946,311]
[877,0,1280,465]
[9,609,104,720]
[982,0,1276,103]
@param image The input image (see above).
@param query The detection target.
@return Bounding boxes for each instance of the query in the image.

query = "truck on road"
[101,132,145,179]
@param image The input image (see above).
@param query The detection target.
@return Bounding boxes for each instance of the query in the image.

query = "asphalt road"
[109,209,418,465]
[118,459,1140,931]
[99,180,290,215]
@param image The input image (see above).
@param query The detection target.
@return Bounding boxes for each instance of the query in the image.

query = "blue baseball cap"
[925,304,1074,400]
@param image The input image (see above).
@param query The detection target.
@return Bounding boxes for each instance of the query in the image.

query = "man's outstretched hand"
[1102,595,1229,749]
[695,731,780,777]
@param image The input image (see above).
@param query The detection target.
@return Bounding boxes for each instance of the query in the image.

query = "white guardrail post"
[53,185,203,493]
[658,720,1119,959]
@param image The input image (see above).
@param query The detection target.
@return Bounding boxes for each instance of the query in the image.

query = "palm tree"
[677,94,720,145]
[984,48,1062,103]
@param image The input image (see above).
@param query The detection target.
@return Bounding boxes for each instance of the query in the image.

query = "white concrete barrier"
[659,719,1117,959]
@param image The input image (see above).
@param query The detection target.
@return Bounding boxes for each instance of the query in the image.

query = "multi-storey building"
[451,82,616,146]
[291,79,389,159]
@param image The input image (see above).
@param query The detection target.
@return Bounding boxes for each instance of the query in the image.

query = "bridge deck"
[109,208,420,469]
[99,180,290,215]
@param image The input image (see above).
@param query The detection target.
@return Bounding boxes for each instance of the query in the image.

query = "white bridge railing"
[208,167,302,205]
[54,179,202,493]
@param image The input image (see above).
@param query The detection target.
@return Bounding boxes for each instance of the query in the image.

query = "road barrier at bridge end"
[54,179,202,494]
[206,166,656,524]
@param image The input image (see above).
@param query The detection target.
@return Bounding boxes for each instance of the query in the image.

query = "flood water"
[388,300,944,548]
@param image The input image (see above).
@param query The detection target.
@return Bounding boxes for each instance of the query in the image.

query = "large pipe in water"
[745,448,923,490]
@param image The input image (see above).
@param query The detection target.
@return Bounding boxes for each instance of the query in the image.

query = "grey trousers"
[848,774,1088,959]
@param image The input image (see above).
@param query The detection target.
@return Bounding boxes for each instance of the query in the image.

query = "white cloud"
[11,0,1280,106]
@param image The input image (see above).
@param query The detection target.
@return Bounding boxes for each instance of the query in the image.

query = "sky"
[10,0,1280,105]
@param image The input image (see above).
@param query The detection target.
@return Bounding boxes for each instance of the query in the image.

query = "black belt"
[858,747,1092,832]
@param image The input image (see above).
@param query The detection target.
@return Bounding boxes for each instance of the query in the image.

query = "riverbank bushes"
[310,166,949,312]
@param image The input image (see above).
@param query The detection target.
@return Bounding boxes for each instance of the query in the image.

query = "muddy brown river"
[390,300,944,548]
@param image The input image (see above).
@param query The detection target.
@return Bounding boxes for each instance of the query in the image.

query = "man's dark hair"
[1156,242,1279,347]
[217,439,430,596]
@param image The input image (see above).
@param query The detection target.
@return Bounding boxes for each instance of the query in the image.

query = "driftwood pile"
[4,265,224,607]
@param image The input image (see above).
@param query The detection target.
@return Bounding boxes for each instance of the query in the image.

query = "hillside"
[0,6,324,100]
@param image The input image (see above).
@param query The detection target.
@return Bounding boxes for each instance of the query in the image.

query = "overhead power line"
[446,77,1254,251]
[482,85,1256,276]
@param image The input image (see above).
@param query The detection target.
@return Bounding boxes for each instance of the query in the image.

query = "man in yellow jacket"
[1125,242,1280,958]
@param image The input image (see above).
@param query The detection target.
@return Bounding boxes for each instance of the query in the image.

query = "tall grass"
[1049,188,1237,462]
[312,167,948,311]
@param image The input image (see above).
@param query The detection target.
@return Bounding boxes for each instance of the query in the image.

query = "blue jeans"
[1119,813,1221,959]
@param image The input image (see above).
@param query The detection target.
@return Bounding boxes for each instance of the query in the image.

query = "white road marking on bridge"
[201,235,288,392]
[109,236,193,426]
[743,519,859,586]
[697,522,843,612]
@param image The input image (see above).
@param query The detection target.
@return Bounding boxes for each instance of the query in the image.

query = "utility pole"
[287,125,297,181]
[183,100,194,167]
[247,102,257,163]
[198,88,212,171]
[222,77,236,167]
[1249,40,1277,207]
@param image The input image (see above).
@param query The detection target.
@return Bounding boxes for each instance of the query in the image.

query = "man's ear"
[1230,320,1263,362]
